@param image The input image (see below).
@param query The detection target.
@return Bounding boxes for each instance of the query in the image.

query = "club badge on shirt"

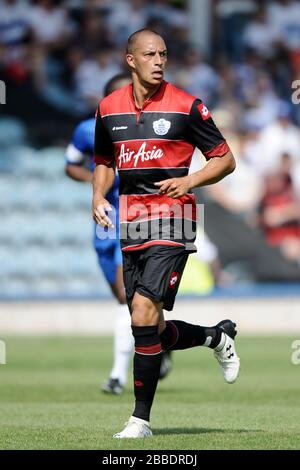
[153,118,171,136]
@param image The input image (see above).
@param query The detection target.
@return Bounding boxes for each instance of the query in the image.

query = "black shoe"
[159,350,173,380]
[101,378,124,395]
[216,319,237,340]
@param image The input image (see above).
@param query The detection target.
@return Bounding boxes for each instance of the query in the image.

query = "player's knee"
[131,296,158,326]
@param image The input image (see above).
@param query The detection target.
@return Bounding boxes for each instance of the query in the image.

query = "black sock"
[131,325,162,422]
[160,320,221,351]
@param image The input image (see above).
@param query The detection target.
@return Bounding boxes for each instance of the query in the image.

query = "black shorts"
[122,245,189,312]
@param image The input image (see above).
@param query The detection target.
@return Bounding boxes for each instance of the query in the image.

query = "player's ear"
[126,53,135,70]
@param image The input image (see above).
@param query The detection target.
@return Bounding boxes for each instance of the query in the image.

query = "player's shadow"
[154,428,261,436]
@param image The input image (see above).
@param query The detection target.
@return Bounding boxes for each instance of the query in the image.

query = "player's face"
[126,33,167,88]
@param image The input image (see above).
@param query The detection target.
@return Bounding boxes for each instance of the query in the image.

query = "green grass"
[0,336,299,449]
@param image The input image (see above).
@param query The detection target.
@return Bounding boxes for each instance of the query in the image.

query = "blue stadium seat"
[0,118,27,149]
[0,144,111,298]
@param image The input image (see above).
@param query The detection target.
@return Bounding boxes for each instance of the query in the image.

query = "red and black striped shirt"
[94,80,230,251]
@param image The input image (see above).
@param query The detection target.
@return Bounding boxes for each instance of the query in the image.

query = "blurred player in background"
[65,74,172,394]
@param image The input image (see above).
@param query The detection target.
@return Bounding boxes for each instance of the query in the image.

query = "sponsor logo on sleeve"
[197,103,211,121]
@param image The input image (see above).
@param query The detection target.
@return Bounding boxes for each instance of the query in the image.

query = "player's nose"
[154,52,163,66]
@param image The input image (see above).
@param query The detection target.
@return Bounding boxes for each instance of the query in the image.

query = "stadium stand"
[0,143,107,298]
[1,0,300,299]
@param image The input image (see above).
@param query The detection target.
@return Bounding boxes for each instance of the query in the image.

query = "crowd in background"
[1,0,300,277]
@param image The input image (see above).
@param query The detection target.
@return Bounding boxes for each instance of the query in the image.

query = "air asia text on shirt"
[118,142,164,168]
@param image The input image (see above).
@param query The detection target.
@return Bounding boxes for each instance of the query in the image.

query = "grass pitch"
[0,336,299,450]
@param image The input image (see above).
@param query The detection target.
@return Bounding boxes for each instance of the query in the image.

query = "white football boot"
[214,319,240,384]
[113,416,153,438]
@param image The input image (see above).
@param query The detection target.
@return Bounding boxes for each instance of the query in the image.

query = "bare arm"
[65,164,93,183]
[188,151,235,188]
[155,151,236,198]
[92,164,116,227]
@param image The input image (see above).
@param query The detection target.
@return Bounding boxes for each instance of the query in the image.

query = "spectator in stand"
[242,71,282,130]
[107,0,148,46]
[77,10,114,55]
[268,0,300,79]
[73,47,121,113]
[259,153,300,263]
[26,0,77,103]
[243,6,276,59]
[268,0,300,54]
[205,130,263,222]
[146,0,187,28]
[251,101,300,176]
[214,0,258,60]
[29,0,74,52]
[173,46,221,107]
[0,0,33,83]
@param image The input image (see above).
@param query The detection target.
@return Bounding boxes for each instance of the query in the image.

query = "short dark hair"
[104,73,131,96]
[126,28,161,54]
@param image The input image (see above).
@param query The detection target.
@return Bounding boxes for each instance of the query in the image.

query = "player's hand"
[154,176,191,198]
[92,196,114,228]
